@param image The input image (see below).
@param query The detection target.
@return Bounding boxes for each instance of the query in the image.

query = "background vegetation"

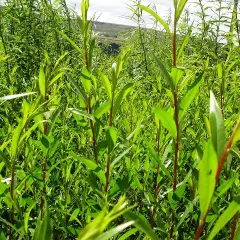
[0,0,240,239]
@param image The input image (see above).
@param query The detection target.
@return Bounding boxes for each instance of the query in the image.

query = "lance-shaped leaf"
[11,120,24,159]
[33,202,52,240]
[232,119,240,146]
[106,127,117,153]
[179,72,203,119]
[94,221,134,240]
[124,211,160,240]
[100,73,112,99]
[57,30,83,54]
[152,54,174,91]
[208,195,240,240]
[210,91,225,161]
[138,4,171,36]
[39,65,46,98]
[176,0,188,23]
[113,83,133,117]
[154,108,177,138]
[81,67,92,94]
[0,92,36,101]
[71,153,106,184]
[177,28,191,60]
[198,141,218,219]
[94,101,111,118]
[147,144,172,181]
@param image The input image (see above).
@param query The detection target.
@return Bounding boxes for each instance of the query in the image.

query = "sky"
[66,0,184,27]
[66,0,232,29]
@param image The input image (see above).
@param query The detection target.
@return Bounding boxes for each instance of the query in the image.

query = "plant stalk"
[195,119,240,239]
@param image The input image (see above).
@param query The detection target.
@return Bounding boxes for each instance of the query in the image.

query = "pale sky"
[66,0,232,30]
[66,0,188,27]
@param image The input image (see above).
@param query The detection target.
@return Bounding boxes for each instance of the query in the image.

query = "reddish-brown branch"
[216,119,240,182]
[229,213,238,240]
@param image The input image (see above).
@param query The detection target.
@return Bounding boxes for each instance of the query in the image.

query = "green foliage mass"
[0,0,240,239]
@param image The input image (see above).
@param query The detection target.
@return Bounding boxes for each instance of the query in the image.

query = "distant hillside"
[92,21,136,45]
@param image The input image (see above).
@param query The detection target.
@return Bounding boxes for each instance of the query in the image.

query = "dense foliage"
[0,0,240,239]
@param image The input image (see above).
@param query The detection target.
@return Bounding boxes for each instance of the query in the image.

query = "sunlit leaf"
[198,141,218,219]
[210,91,225,161]
[208,196,240,240]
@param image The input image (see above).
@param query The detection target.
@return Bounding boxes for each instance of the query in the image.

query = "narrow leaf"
[210,91,225,160]
[179,72,203,119]
[124,211,160,240]
[208,196,240,240]
[0,92,36,101]
[154,108,177,138]
[39,65,46,98]
[199,141,218,219]
[138,4,171,36]
[152,54,174,90]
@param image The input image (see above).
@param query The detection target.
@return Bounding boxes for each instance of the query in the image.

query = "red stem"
[229,213,238,240]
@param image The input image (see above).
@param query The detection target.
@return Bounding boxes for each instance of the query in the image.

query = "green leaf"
[215,178,235,198]
[71,153,106,184]
[118,228,138,240]
[0,92,36,101]
[39,65,46,98]
[170,67,184,86]
[94,221,134,240]
[88,37,95,72]
[234,223,240,240]
[24,203,36,234]
[57,30,83,55]
[69,108,95,121]
[0,151,11,169]
[68,75,87,104]
[101,73,112,99]
[198,141,218,219]
[138,4,171,36]
[152,54,174,90]
[232,120,240,146]
[11,120,24,159]
[33,202,52,240]
[111,147,132,168]
[147,144,172,181]
[48,72,64,87]
[177,28,191,60]
[81,67,92,94]
[217,62,223,84]
[77,210,106,240]
[210,91,225,161]
[176,196,199,229]
[124,211,160,240]
[179,72,203,119]
[208,196,240,240]
[94,101,111,118]
[106,127,117,153]
[113,83,133,117]
[69,208,80,222]
[176,0,188,23]
[154,108,177,138]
